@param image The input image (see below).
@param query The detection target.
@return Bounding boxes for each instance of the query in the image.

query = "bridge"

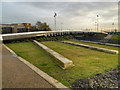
[0,30,107,41]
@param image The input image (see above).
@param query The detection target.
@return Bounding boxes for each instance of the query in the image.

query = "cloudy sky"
[1,0,119,31]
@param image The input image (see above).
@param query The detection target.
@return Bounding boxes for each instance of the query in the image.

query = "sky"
[1,0,119,31]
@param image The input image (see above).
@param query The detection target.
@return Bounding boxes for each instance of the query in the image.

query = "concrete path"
[2,45,55,88]
[104,35,112,39]
[100,35,112,43]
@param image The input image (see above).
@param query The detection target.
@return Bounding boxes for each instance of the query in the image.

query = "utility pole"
[54,12,57,31]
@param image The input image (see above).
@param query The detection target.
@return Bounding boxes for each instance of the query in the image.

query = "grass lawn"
[108,34,120,44]
[64,40,119,50]
[6,41,118,87]
[111,35,119,39]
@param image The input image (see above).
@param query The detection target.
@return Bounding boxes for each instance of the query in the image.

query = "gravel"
[71,68,119,89]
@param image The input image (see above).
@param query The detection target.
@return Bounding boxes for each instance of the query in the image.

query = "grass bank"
[6,41,118,87]
[108,34,120,44]
[111,35,119,39]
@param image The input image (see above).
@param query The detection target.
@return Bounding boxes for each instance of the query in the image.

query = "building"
[0,23,31,34]
[1,21,52,34]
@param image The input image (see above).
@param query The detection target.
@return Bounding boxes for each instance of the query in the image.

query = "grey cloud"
[60,2,117,17]
[5,2,117,19]
[2,2,118,29]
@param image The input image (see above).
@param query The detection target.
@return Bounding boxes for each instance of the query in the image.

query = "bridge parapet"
[1,30,107,41]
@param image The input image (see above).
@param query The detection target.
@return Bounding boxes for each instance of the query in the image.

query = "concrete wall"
[33,40,74,69]
[62,41,119,54]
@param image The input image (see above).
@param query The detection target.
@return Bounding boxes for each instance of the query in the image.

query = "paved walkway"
[2,45,55,88]
[100,35,112,43]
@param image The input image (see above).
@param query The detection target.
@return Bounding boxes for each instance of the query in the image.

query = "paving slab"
[2,45,56,88]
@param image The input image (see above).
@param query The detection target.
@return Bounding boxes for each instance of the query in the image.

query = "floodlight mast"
[97,14,99,32]
[95,22,97,32]
[61,23,62,31]
[55,16,56,31]
[112,22,114,32]
[54,12,57,31]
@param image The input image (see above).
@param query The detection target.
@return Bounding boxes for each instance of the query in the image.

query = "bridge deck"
[0,30,107,41]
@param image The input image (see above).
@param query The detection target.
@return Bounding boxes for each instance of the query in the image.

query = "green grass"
[108,34,120,44]
[6,42,62,73]
[64,40,119,50]
[111,35,119,39]
[6,41,118,87]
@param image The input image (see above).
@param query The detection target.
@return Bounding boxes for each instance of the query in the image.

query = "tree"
[36,21,42,30]
[36,21,52,31]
